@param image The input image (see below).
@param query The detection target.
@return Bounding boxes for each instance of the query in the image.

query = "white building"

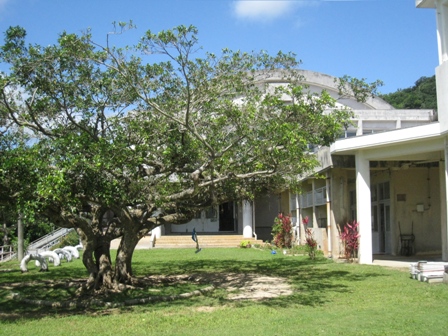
[156,67,436,252]
[156,1,448,258]
[284,0,448,264]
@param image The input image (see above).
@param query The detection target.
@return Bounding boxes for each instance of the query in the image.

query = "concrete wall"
[254,194,280,242]
[170,207,219,233]
[328,168,355,258]
[297,168,354,257]
[436,62,448,132]
[280,191,291,214]
[391,166,442,254]
[329,168,355,224]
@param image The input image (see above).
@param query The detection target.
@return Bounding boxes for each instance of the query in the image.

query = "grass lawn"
[0,248,447,335]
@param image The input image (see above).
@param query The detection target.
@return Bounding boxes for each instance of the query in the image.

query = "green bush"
[271,213,293,248]
[51,230,80,250]
[240,240,252,248]
[11,236,29,254]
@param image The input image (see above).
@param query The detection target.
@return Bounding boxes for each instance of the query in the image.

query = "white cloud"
[232,1,301,22]
[0,0,11,16]
[0,0,9,9]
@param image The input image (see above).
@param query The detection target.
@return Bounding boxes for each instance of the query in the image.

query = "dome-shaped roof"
[263,69,394,110]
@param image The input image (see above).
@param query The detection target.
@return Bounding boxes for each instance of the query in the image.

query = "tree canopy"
[381,75,437,110]
[0,24,356,291]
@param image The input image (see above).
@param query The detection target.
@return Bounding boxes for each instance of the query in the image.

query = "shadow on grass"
[143,257,389,308]
[0,249,392,321]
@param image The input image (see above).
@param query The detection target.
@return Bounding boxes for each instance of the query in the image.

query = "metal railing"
[26,228,74,254]
[0,245,14,262]
[0,228,76,263]
[299,186,327,208]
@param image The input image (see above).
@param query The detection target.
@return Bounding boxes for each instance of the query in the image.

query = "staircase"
[154,235,264,248]
[26,228,75,254]
[0,228,75,263]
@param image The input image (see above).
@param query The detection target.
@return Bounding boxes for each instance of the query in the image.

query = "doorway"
[219,202,235,232]
[380,202,391,253]
[372,182,390,254]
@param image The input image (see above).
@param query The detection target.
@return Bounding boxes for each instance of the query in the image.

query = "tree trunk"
[114,227,149,284]
[82,239,98,289]
[94,238,113,290]
[46,206,122,291]
[80,231,115,290]
[47,205,163,291]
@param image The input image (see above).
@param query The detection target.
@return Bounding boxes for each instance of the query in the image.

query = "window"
[371,182,390,232]
[349,190,356,221]
[290,193,298,212]
[372,205,378,231]
[205,207,218,221]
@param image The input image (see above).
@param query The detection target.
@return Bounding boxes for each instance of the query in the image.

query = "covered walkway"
[372,254,442,269]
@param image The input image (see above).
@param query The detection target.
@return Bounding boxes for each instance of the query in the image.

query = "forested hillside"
[381,75,437,110]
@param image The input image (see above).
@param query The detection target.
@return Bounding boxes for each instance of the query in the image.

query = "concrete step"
[154,235,264,248]
[425,275,444,283]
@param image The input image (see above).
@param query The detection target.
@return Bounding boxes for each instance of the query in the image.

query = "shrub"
[240,240,252,248]
[302,216,309,227]
[51,230,80,250]
[271,213,293,248]
[304,228,318,260]
[340,221,360,262]
[11,236,29,255]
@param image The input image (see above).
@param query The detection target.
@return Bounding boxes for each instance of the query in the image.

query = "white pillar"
[356,119,363,136]
[312,179,318,228]
[326,173,332,257]
[298,194,306,245]
[435,0,448,64]
[152,225,162,239]
[355,151,373,264]
[242,200,253,238]
[442,138,448,261]
[294,193,300,244]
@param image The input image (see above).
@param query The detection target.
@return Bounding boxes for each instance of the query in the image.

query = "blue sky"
[0,0,439,93]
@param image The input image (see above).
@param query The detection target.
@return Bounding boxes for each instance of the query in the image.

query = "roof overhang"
[330,123,444,161]
[416,0,436,8]
[417,0,448,8]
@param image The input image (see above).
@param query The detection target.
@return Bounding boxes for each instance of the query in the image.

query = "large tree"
[0,126,46,251]
[0,24,355,292]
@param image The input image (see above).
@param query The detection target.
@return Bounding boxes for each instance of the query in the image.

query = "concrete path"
[372,254,442,269]
[110,236,153,250]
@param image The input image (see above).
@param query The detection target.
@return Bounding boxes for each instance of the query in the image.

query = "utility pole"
[17,213,24,261]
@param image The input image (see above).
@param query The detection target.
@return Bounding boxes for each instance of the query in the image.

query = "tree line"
[381,75,437,110]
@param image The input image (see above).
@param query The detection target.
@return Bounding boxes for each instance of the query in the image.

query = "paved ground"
[110,236,153,250]
[372,254,442,269]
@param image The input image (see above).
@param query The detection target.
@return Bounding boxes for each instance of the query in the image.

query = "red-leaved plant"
[302,216,309,226]
[304,228,317,260]
[271,213,293,248]
[340,221,360,262]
